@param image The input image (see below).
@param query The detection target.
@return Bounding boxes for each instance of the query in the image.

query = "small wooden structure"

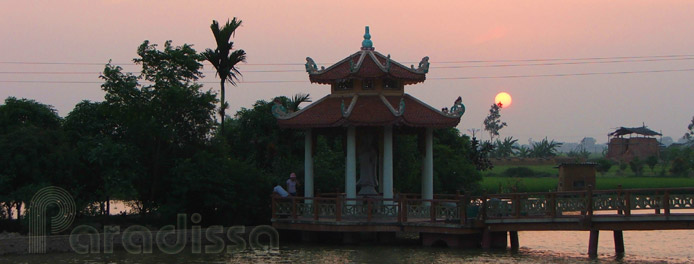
[557,163,596,191]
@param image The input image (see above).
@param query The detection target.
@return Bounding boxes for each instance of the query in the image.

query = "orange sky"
[1,0,693,142]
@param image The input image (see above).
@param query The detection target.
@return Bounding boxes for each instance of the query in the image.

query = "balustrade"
[271,187,694,224]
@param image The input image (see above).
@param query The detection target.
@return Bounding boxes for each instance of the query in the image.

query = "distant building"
[605,126,661,163]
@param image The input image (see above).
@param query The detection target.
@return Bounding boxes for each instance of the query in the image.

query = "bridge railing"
[271,187,694,224]
[482,187,694,219]
[271,195,474,225]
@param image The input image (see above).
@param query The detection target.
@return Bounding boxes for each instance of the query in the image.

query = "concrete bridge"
[271,187,694,258]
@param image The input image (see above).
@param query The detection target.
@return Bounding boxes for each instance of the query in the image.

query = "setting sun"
[495,92,512,108]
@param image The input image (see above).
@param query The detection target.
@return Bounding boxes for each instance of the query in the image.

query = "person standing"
[286,172,300,196]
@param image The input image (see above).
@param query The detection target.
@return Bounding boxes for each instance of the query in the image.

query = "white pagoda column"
[421,127,433,205]
[383,126,394,204]
[345,126,357,204]
[304,129,314,204]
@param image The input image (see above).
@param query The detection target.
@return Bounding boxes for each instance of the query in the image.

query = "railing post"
[398,195,403,223]
[587,185,594,218]
[402,196,408,222]
[481,193,488,221]
[664,191,671,216]
[336,196,342,222]
[514,194,521,218]
[617,185,623,215]
[430,200,436,223]
[460,194,469,225]
[292,197,297,219]
[367,198,373,222]
[625,191,632,216]
[313,198,319,221]
[655,191,661,215]
[271,195,277,220]
[549,193,557,218]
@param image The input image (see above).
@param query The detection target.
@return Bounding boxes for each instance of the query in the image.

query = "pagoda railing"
[271,187,694,225]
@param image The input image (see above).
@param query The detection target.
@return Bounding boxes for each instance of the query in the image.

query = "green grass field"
[485,164,673,178]
[481,177,694,193]
[480,164,694,193]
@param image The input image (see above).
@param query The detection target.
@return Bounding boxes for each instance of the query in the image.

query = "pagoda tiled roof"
[307,50,428,85]
[276,94,461,128]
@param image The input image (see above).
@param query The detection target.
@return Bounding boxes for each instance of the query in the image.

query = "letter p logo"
[28,186,76,254]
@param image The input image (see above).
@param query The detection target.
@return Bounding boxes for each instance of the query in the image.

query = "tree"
[515,145,531,158]
[202,18,247,128]
[629,157,644,176]
[645,156,659,175]
[595,158,613,176]
[433,128,483,194]
[63,101,137,215]
[483,103,507,141]
[468,136,494,171]
[491,137,518,158]
[100,40,217,214]
[529,138,562,158]
[0,97,67,219]
[288,93,311,112]
[685,116,694,141]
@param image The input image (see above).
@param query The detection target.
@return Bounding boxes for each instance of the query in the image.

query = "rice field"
[480,164,694,193]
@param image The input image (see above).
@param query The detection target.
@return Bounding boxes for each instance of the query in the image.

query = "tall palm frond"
[289,93,312,112]
[202,18,246,127]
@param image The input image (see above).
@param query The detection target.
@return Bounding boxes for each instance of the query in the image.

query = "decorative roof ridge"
[379,94,404,117]
[372,51,429,74]
[306,51,363,75]
[350,51,368,73]
[365,51,391,73]
[403,94,461,119]
[341,94,359,117]
[274,94,331,120]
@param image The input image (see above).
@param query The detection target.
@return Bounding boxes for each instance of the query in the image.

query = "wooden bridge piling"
[509,231,519,250]
[588,230,599,259]
[613,230,625,256]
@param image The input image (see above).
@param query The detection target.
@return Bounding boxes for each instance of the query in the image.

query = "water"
[1,230,692,263]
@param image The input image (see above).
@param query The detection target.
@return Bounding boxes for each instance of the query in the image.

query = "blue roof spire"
[361,26,373,50]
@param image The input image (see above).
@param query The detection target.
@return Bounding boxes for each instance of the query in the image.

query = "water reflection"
[1,229,693,263]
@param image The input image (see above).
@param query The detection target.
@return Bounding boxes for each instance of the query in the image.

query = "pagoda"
[273,26,465,204]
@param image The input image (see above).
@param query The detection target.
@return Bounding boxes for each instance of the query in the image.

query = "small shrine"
[273,26,465,203]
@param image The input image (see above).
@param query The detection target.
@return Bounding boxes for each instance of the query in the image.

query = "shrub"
[595,158,613,175]
[629,157,644,176]
[502,167,552,178]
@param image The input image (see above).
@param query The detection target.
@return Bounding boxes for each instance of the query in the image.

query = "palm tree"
[492,136,518,158]
[288,93,311,112]
[529,137,562,158]
[202,18,246,128]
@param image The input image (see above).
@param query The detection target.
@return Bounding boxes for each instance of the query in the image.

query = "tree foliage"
[685,115,694,141]
[491,137,518,158]
[0,98,67,220]
[483,103,507,141]
[100,40,217,215]
[529,138,562,158]
[202,18,246,127]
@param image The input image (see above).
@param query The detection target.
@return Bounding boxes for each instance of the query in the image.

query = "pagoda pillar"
[422,127,433,205]
[304,129,314,204]
[346,126,357,204]
[383,126,394,204]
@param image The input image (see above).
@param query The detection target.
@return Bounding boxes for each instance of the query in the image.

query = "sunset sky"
[2,0,693,143]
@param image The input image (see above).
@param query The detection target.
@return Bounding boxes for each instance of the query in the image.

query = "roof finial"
[361,26,373,50]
